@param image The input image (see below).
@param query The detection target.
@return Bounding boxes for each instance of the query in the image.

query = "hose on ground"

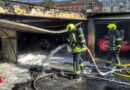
[112,64,130,78]
[86,46,130,77]
[124,64,130,74]
[86,46,106,76]
[33,45,130,90]
[42,44,130,77]
[33,73,55,90]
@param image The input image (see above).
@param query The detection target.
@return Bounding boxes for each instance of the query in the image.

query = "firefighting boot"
[80,63,86,74]
[106,60,112,69]
[115,55,121,69]
[75,74,81,81]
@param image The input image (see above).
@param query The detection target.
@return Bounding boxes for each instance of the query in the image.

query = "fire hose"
[33,73,55,90]
[111,64,130,78]
[86,46,130,77]
[42,44,129,77]
[1,20,129,77]
[42,44,130,77]
[86,46,106,76]
[33,44,130,90]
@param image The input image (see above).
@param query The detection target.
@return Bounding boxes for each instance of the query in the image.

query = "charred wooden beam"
[88,19,95,60]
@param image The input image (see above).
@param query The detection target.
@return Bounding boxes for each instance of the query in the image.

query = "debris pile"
[0,62,30,90]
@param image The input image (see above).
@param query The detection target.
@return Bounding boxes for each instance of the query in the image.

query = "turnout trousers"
[107,50,121,66]
[73,52,85,75]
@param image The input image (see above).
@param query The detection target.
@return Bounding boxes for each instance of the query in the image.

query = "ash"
[0,62,30,90]
[18,49,73,67]
[0,47,73,90]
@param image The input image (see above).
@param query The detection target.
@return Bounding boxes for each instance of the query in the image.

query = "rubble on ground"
[0,48,130,90]
[0,48,73,90]
[0,62,30,90]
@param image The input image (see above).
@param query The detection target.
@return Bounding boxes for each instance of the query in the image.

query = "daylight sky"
[22,0,67,2]
[16,0,103,3]
[33,0,102,1]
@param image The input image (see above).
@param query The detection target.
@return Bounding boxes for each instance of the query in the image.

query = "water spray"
[41,44,66,68]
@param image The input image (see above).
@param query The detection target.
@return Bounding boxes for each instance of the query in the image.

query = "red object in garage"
[98,40,108,51]
[98,39,130,51]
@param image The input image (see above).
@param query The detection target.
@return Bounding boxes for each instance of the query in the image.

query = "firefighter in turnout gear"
[106,24,124,68]
[66,23,87,81]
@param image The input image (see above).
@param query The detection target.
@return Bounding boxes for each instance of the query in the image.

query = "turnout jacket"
[66,28,87,53]
[108,30,123,51]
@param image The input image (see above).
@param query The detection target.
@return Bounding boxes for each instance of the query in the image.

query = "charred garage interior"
[0,1,130,90]
[0,13,86,62]
[16,17,84,53]
[87,12,130,59]
[95,22,130,57]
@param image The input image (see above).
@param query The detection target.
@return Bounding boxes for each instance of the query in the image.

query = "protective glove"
[80,44,87,52]
[66,44,72,53]
[116,47,120,54]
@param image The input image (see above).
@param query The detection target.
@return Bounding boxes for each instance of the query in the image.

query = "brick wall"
[92,2,103,12]
[56,2,103,12]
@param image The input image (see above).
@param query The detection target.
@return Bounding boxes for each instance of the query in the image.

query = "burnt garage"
[1,12,130,62]
[0,13,86,62]
[86,12,130,60]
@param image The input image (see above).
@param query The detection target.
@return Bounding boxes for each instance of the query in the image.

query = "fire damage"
[0,1,130,89]
[1,30,128,90]
[0,19,130,90]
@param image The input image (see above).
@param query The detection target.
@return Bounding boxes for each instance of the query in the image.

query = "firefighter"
[66,23,87,81]
[106,23,124,68]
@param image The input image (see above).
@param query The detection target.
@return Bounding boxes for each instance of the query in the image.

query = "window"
[80,7,82,11]
[73,7,77,11]
[85,6,88,10]
[94,6,100,10]
[86,5,92,12]
[86,5,92,9]
[70,7,72,11]
[64,7,67,10]
[84,6,87,10]
[84,7,86,10]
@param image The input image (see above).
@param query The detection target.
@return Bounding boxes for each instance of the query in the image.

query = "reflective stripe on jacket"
[108,30,123,51]
[67,30,86,53]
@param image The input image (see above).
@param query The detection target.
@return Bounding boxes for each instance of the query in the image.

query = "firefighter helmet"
[66,24,76,32]
[107,24,117,30]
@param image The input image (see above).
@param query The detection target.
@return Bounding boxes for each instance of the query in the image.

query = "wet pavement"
[0,49,130,90]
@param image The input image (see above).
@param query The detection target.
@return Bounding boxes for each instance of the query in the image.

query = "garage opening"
[94,21,130,59]
[17,31,66,54]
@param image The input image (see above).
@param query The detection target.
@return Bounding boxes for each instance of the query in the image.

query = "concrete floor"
[0,49,130,90]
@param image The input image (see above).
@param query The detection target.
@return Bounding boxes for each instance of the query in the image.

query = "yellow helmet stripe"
[66,24,76,31]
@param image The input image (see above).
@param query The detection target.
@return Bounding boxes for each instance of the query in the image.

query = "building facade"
[56,2,103,13]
